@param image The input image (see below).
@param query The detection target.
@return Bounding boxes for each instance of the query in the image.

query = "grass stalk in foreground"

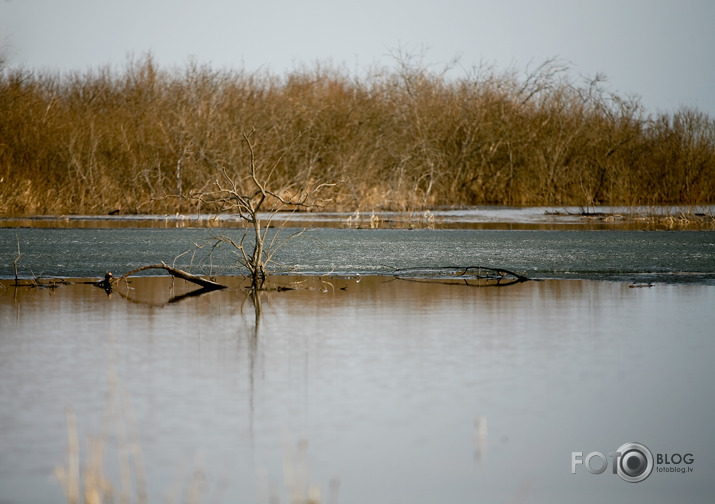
[55,368,336,504]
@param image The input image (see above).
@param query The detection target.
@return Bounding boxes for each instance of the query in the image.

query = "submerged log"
[116,263,226,290]
[392,265,529,287]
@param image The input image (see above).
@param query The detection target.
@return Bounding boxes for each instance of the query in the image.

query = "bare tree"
[190,129,335,289]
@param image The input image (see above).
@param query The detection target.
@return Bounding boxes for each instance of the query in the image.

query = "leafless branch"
[116,262,226,290]
[177,129,338,289]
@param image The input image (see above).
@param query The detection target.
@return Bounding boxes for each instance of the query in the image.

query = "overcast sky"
[2,0,714,115]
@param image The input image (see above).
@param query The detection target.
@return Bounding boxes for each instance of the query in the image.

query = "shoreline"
[3,274,714,295]
[1,205,714,231]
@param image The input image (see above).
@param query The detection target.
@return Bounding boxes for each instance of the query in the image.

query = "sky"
[1,0,714,115]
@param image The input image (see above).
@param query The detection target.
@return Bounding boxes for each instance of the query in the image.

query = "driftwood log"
[115,262,226,290]
[392,266,529,286]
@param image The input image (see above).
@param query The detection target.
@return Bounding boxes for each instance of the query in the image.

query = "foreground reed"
[55,368,336,504]
[1,54,713,215]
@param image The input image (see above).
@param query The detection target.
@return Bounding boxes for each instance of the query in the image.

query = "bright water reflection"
[1,277,714,503]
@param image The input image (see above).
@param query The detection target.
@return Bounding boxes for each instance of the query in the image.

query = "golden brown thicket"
[1,54,713,215]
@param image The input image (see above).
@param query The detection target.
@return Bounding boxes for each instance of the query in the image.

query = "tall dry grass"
[1,54,713,215]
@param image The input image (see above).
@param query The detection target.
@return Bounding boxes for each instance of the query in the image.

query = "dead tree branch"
[116,262,226,290]
[183,128,336,289]
[13,234,21,287]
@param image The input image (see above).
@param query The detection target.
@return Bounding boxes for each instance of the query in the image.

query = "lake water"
[1,219,714,503]
[1,227,714,284]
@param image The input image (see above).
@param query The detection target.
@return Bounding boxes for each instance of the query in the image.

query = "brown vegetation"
[1,54,713,215]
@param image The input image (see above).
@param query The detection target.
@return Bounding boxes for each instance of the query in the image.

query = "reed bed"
[1,54,713,215]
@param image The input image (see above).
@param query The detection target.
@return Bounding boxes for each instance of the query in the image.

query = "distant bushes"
[1,54,713,215]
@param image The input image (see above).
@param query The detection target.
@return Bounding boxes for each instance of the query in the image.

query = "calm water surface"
[1,276,714,503]
[1,223,714,503]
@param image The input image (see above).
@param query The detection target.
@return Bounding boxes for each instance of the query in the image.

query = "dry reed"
[1,54,713,215]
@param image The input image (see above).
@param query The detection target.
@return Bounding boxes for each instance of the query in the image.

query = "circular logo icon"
[616,442,654,483]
